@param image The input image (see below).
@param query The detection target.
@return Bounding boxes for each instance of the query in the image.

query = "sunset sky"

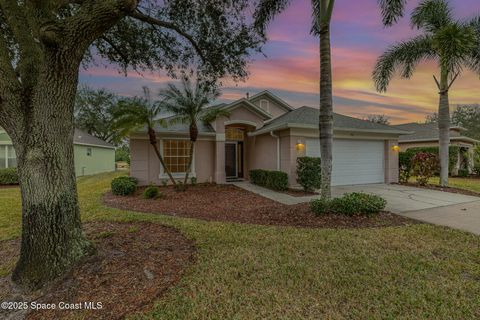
[79,0,480,124]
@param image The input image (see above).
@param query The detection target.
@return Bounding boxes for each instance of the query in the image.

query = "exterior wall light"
[296,139,305,152]
[392,145,400,152]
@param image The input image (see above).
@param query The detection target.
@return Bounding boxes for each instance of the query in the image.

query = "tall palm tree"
[254,0,335,199]
[159,78,229,185]
[112,87,177,186]
[373,0,480,186]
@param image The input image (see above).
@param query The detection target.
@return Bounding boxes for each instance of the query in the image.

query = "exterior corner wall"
[130,138,152,185]
[385,140,399,183]
[195,140,215,183]
[74,145,115,177]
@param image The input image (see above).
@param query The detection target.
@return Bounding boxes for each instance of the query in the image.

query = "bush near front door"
[249,169,288,191]
[296,157,321,192]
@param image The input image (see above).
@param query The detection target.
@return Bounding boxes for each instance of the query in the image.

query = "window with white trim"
[0,144,16,169]
[0,145,6,169]
[7,145,16,167]
[163,139,191,173]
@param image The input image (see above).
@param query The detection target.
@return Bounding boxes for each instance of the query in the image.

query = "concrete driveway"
[333,184,480,235]
[233,182,480,235]
[332,184,478,213]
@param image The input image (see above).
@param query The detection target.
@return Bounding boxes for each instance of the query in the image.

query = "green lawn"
[1,173,480,319]
[409,176,480,193]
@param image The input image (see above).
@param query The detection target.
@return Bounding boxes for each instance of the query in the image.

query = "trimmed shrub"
[411,152,438,186]
[310,197,330,215]
[249,169,288,191]
[249,169,268,186]
[265,171,288,191]
[398,152,412,183]
[473,146,480,176]
[0,167,18,185]
[310,192,386,216]
[143,186,160,199]
[296,157,321,192]
[111,176,137,196]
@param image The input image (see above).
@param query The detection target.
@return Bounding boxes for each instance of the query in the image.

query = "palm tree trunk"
[184,141,195,185]
[438,69,450,187]
[319,0,334,199]
[148,128,176,185]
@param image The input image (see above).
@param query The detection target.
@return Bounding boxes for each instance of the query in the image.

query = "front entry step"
[226,178,245,183]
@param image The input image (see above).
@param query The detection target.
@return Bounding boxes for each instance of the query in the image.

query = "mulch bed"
[0,184,18,189]
[400,182,480,197]
[0,222,195,320]
[103,185,418,229]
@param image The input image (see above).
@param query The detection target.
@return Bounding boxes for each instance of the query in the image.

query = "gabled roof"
[251,106,412,136]
[222,98,273,119]
[74,129,116,149]
[248,90,295,111]
[393,123,479,144]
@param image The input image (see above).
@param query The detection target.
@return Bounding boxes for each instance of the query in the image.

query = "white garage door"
[306,139,385,186]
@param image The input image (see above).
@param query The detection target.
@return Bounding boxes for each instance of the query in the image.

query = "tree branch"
[433,75,441,90]
[100,35,130,67]
[448,72,459,90]
[129,10,206,63]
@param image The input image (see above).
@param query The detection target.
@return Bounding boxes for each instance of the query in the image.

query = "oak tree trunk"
[319,11,334,199]
[10,58,93,290]
[438,70,450,187]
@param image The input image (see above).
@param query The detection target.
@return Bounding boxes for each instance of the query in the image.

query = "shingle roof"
[73,129,115,148]
[393,123,479,143]
[253,106,411,135]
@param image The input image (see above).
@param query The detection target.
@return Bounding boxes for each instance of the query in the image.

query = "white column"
[214,134,226,184]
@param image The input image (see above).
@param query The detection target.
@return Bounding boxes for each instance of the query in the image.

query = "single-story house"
[393,123,479,174]
[130,91,411,187]
[0,128,116,176]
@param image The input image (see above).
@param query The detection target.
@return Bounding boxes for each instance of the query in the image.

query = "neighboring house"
[130,90,411,187]
[393,123,479,174]
[0,128,115,176]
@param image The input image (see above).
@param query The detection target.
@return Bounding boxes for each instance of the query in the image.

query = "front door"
[225,142,237,178]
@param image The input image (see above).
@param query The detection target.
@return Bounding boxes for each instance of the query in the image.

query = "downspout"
[270,131,280,170]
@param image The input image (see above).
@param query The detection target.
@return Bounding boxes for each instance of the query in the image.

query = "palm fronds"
[373,35,435,92]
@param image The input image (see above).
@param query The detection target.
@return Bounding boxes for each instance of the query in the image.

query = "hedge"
[0,167,19,185]
[399,146,459,175]
[249,169,288,191]
[310,192,386,216]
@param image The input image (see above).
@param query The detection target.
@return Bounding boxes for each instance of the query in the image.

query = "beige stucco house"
[130,91,410,187]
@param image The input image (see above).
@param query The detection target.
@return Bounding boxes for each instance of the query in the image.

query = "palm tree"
[112,87,177,186]
[159,78,229,185]
[254,0,335,199]
[373,0,480,186]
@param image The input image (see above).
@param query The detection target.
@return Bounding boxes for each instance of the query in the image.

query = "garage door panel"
[305,139,385,186]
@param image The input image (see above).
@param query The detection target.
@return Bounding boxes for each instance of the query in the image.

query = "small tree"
[75,86,122,146]
[411,152,439,186]
[113,87,176,186]
[366,114,390,125]
[296,157,322,192]
[159,78,229,186]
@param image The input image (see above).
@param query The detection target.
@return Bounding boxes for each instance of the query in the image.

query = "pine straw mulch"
[0,222,195,320]
[399,182,480,198]
[103,184,418,229]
